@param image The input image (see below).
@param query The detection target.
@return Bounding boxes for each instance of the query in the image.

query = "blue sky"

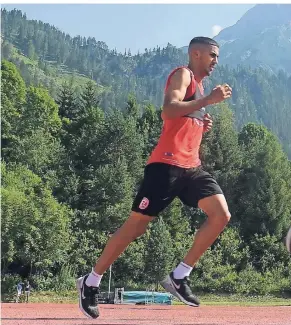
[3,4,255,53]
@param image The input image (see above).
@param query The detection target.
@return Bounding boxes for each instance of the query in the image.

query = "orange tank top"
[147,66,205,168]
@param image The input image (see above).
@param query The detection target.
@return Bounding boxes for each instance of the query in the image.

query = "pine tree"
[235,123,291,240]
[56,81,78,120]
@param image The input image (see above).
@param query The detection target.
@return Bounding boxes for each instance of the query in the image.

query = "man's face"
[196,45,219,77]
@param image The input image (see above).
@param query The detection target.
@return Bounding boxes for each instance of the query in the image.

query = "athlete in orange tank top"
[77,37,234,320]
[147,66,206,168]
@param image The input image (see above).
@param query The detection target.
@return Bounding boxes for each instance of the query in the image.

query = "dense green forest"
[1,9,291,157]
[1,8,291,298]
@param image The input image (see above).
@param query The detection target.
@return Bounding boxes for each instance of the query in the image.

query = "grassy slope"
[8,43,109,94]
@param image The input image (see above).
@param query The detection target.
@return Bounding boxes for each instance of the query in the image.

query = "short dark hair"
[189,37,219,48]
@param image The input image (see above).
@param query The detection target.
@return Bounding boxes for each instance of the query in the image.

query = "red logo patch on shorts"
[139,197,149,210]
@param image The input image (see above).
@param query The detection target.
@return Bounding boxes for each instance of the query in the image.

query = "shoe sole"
[160,275,199,307]
[76,277,99,319]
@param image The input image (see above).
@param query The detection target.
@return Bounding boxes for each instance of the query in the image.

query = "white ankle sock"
[173,262,193,279]
[85,269,103,287]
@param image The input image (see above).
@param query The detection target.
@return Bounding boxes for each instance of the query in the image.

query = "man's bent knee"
[220,211,231,225]
[198,194,231,225]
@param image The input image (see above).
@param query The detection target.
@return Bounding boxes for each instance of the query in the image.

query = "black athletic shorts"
[132,162,223,217]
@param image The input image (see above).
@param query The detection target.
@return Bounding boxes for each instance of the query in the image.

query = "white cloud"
[211,25,222,37]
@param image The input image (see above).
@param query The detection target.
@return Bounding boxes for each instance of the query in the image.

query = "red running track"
[1,303,291,325]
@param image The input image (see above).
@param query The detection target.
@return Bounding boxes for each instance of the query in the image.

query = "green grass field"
[5,291,290,306]
[173,293,291,306]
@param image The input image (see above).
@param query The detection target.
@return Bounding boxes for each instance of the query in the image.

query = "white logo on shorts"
[139,197,149,210]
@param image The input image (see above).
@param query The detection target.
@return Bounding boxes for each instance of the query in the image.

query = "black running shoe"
[160,272,200,307]
[77,274,100,319]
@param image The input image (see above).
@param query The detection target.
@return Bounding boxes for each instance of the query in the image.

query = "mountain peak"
[216,4,291,41]
[214,4,291,74]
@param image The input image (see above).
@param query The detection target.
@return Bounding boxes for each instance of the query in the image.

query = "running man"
[77,36,232,319]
